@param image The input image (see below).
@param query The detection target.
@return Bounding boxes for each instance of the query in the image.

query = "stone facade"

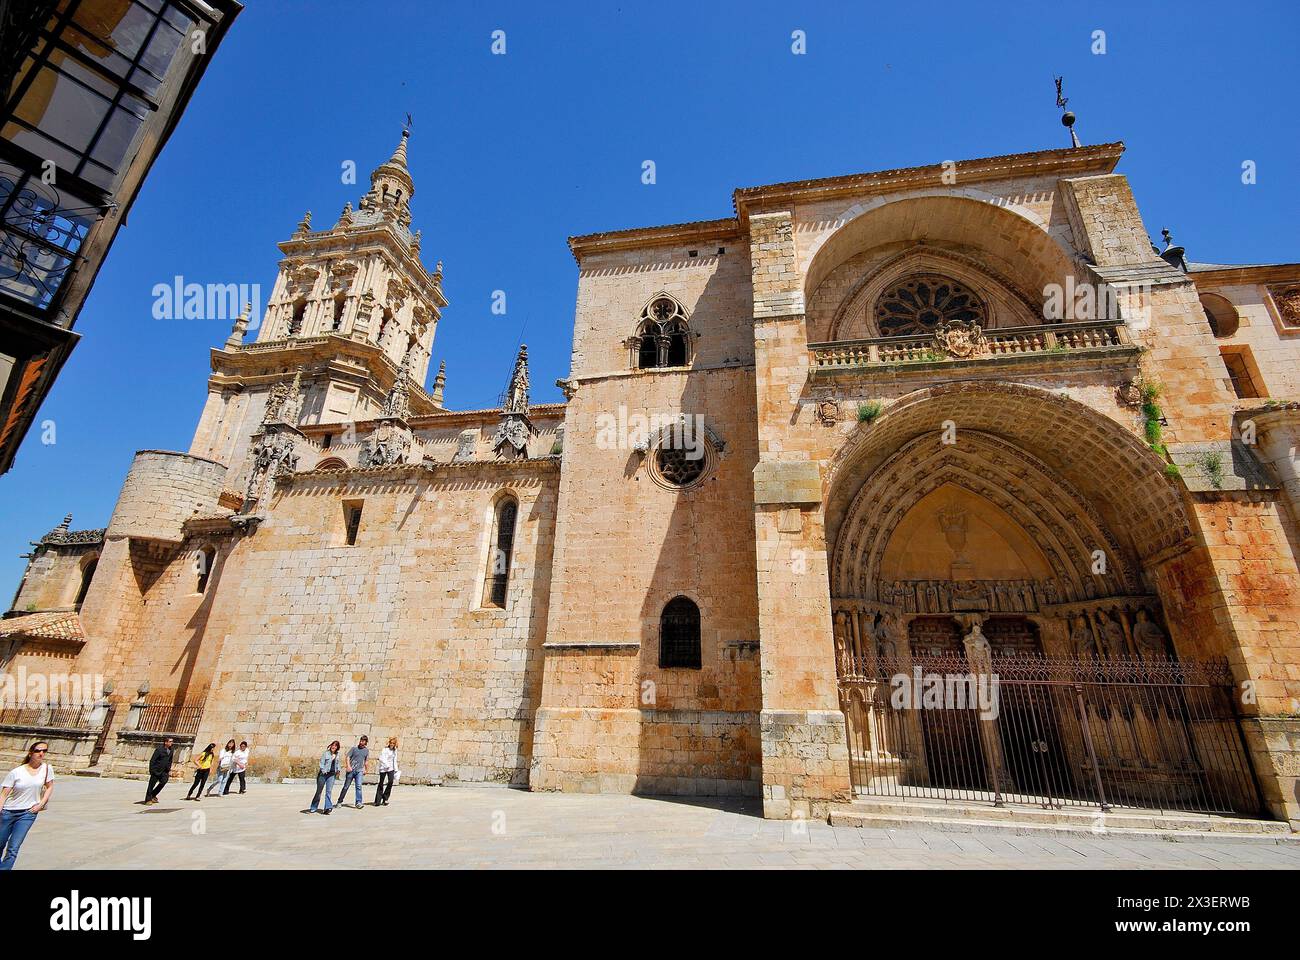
[4,138,1300,825]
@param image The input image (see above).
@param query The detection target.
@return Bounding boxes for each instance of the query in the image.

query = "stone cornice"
[287,456,561,485]
[1188,263,1300,286]
[568,218,741,263]
[209,334,438,415]
[565,144,1124,263]
[731,142,1125,223]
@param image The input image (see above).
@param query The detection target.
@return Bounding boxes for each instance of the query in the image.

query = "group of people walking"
[0,733,402,868]
[140,736,252,804]
[184,739,251,800]
[308,736,400,814]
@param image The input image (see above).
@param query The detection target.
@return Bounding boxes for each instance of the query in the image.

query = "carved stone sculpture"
[1069,615,1097,659]
[1132,608,1169,660]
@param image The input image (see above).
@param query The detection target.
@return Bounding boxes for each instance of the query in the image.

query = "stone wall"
[533,238,763,796]
[192,463,557,785]
[10,543,98,613]
[106,451,228,543]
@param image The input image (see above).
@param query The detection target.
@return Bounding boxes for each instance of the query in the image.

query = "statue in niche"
[1099,611,1128,659]
[1069,615,1097,659]
[1043,578,1060,604]
[872,613,897,659]
[959,616,993,673]
[1132,608,1170,660]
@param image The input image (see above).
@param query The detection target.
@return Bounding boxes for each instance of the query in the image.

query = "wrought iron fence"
[0,703,91,729]
[839,653,1262,817]
[136,697,206,737]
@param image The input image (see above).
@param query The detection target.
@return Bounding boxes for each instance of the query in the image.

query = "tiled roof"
[0,612,86,643]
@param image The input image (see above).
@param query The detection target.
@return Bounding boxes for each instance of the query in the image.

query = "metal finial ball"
[1061,111,1076,128]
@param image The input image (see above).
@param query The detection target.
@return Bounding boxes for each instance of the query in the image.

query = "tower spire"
[431,360,446,406]
[359,128,415,227]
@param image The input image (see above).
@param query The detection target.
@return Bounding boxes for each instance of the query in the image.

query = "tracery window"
[874,275,985,337]
[659,596,701,669]
[634,296,691,369]
[655,445,706,487]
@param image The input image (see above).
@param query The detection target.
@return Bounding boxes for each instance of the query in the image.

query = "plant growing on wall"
[1200,451,1225,489]
[1137,379,1181,477]
[857,400,883,424]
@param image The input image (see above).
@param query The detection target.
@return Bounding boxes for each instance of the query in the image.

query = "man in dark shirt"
[144,737,174,805]
[335,736,369,809]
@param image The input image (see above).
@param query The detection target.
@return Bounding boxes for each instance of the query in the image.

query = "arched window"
[332,292,346,331]
[1200,293,1240,338]
[195,545,216,594]
[74,554,98,607]
[634,296,691,369]
[659,596,701,669]
[289,297,307,336]
[485,496,519,607]
[874,275,985,337]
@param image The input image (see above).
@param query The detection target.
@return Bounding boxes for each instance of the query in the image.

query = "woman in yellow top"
[185,743,216,801]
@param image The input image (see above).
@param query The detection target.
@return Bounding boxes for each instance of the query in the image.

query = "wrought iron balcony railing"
[809,319,1136,376]
[0,159,99,316]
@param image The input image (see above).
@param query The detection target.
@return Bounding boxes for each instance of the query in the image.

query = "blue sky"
[2,0,1297,595]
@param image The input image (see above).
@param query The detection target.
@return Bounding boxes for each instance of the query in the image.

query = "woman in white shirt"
[223,741,250,795]
[206,739,236,797]
[373,737,399,806]
[0,741,55,870]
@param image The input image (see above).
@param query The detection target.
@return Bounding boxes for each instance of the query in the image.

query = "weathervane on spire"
[1054,75,1081,148]
[404,112,413,136]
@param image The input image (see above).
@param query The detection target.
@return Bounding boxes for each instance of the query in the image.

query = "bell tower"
[189,130,448,486]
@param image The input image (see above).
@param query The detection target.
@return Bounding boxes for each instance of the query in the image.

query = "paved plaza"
[13,777,1300,869]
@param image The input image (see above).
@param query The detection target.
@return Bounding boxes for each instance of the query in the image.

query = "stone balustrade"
[809,319,1135,375]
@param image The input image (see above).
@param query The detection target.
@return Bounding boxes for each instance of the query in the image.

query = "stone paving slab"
[12,777,1300,870]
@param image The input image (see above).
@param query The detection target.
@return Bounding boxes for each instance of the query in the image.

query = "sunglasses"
[31,748,47,753]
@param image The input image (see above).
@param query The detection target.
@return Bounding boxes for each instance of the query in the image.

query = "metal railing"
[0,704,91,729]
[136,697,207,737]
[839,654,1262,817]
[809,319,1133,373]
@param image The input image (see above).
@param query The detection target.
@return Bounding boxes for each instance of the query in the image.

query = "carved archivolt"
[824,382,1195,565]
[831,431,1138,602]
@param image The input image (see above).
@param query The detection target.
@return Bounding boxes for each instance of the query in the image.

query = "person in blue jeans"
[0,741,55,870]
[308,741,341,815]
[335,736,369,809]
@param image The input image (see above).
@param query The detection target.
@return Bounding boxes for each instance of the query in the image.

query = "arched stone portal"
[827,383,1261,814]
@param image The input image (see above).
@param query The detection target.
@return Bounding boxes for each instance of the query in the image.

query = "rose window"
[874,276,985,337]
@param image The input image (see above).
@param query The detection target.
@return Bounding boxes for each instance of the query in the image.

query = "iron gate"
[839,653,1263,816]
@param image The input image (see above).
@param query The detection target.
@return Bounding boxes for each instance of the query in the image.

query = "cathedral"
[4,132,1300,825]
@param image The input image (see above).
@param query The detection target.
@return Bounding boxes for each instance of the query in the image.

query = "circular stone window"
[1199,293,1240,338]
[875,275,986,337]
[650,438,712,489]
